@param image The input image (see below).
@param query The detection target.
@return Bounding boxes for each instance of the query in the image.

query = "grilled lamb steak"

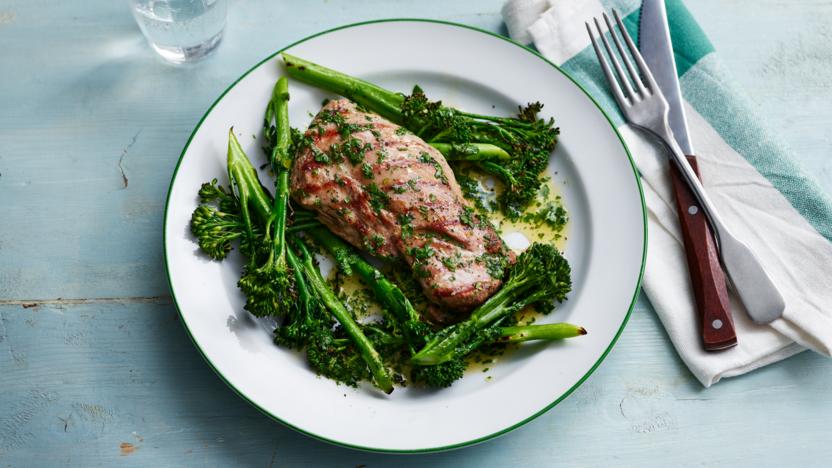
[291,99,514,317]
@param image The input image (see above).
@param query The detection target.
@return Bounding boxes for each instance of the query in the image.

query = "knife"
[639,0,737,350]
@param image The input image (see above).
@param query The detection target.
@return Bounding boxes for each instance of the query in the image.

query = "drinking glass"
[129,0,228,64]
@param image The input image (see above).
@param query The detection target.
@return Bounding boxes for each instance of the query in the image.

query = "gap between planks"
[0,296,171,308]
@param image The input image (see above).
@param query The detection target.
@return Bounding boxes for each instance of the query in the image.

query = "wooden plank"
[1,300,830,466]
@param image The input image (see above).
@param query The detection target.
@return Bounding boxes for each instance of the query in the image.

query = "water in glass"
[130,0,228,64]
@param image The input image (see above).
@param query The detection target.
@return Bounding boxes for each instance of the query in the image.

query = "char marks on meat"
[291,99,514,318]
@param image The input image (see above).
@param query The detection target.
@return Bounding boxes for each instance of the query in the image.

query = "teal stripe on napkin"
[664,0,714,76]
[559,0,832,240]
[681,55,832,241]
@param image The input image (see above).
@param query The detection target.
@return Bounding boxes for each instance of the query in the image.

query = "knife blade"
[639,0,693,154]
[639,0,738,350]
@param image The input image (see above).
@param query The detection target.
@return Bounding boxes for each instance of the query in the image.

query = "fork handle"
[669,156,737,351]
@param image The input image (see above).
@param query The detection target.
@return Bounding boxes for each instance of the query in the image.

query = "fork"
[586,10,785,324]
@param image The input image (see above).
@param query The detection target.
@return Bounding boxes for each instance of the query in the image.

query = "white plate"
[164,20,646,453]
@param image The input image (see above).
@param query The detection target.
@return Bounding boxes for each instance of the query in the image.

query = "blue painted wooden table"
[1,1,831,466]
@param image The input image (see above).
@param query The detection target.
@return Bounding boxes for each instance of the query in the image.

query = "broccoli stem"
[264,77,292,275]
[264,170,290,266]
[497,323,586,343]
[303,227,407,312]
[227,129,271,220]
[286,221,320,233]
[477,161,517,187]
[303,226,425,352]
[267,77,292,171]
[302,224,355,276]
[411,278,539,366]
[293,239,394,394]
[282,53,404,124]
[429,143,511,162]
[227,129,271,239]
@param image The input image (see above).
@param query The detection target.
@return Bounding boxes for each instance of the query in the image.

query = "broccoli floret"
[305,329,371,387]
[411,243,572,367]
[225,129,294,318]
[401,87,559,219]
[411,358,466,388]
[273,247,324,349]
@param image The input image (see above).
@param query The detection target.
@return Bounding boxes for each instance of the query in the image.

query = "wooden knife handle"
[669,156,737,351]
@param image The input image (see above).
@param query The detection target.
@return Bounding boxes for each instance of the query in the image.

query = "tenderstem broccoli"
[190,179,256,260]
[300,222,430,354]
[291,217,583,388]
[191,79,396,392]
[291,238,394,393]
[411,242,572,366]
[228,130,292,318]
[233,78,294,318]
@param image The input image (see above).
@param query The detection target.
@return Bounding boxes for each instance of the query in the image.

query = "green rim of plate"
[162,18,648,454]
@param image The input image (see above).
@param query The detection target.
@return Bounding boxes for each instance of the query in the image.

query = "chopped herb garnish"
[370,234,385,249]
[313,150,330,164]
[540,202,568,230]
[366,183,390,214]
[330,137,372,165]
[398,213,414,239]
[483,253,508,279]
[317,109,374,139]
[459,206,477,228]
[456,173,490,213]
[521,198,568,233]
[441,252,462,271]
[408,244,434,261]
[408,244,435,278]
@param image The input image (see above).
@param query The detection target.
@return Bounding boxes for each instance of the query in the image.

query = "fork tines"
[585,9,657,107]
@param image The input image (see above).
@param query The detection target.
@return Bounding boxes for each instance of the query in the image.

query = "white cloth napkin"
[502,0,832,386]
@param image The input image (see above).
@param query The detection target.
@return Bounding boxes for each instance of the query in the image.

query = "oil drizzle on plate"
[461,171,569,253]
[459,171,570,379]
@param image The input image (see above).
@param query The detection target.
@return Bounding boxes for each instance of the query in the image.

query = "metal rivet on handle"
[688,205,699,215]
[712,319,723,329]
